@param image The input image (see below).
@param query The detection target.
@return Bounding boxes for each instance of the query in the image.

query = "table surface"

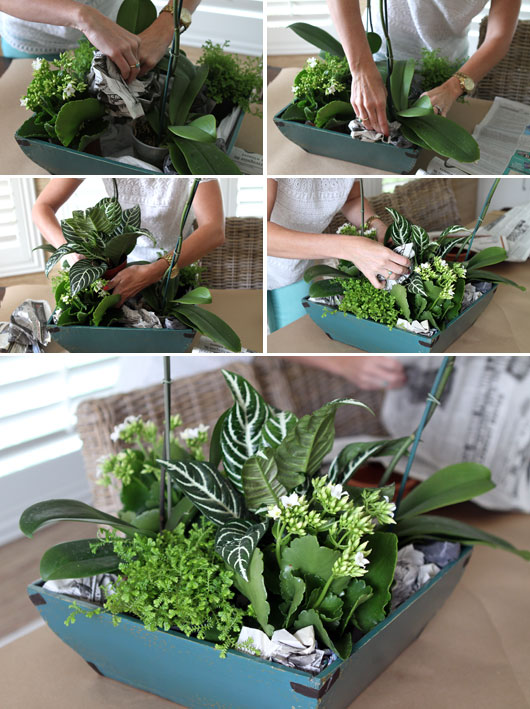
[268,67,491,176]
[0,282,263,353]
[2,503,529,709]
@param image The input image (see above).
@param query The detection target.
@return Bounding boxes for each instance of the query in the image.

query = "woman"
[0,0,200,81]
[267,178,411,331]
[32,177,224,306]
[327,0,521,136]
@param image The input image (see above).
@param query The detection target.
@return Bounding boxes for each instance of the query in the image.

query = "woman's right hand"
[75,5,142,83]
[350,60,389,136]
[341,237,411,289]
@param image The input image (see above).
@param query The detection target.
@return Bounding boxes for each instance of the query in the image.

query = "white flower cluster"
[179,423,210,442]
[110,415,141,443]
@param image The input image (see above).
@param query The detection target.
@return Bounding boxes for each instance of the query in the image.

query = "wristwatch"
[160,252,179,279]
[160,2,192,32]
[453,72,475,96]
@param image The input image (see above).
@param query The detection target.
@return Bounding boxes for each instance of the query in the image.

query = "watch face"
[463,76,475,91]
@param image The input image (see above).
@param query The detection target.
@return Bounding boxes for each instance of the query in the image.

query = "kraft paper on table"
[268,261,530,353]
[1,505,528,709]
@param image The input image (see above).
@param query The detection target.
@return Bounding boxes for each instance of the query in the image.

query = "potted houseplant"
[20,357,529,707]
[274,1,480,173]
[15,0,262,175]
[302,180,525,353]
[41,180,241,352]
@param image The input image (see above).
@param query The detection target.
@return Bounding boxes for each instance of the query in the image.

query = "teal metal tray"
[303,286,497,353]
[27,546,471,709]
[15,110,244,175]
[48,317,195,353]
[274,104,420,174]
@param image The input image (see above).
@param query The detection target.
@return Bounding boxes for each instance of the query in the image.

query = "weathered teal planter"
[48,316,195,353]
[274,104,420,174]
[27,546,471,708]
[15,111,244,175]
[303,286,497,353]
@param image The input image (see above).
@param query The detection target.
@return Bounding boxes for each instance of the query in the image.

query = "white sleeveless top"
[102,178,206,262]
[267,178,355,290]
[370,0,488,62]
[0,1,119,55]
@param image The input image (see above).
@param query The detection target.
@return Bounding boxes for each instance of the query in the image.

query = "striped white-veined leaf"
[410,224,429,261]
[215,519,268,581]
[86,204,112,234]
[163,459,243,525]
[122,205,142,231]
[261,410,298,449]
[275,399,373,482]
[44,245,70,276]
[69,259,107,296]
[386,207,412,246]
[328,437,410,485]
[406,272,427,297]
[61,216,98,244]
[436,233,472,259]
[98,198,122,232]
[220,370,272,492]
[241,448,296,510]
[438,225,469,239]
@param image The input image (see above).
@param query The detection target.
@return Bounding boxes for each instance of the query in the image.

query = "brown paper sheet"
[1,506,529,708]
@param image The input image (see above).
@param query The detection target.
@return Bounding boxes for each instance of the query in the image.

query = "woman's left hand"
[422,77,462,117]
[105,262,166,307]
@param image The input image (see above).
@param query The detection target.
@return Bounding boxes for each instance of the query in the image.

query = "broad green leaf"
[165,496,196,530]
[132,508,160,531]
[397,94,433,118]
[169,124,216,143]
[214,519,268,581]
[288,22,345,57]
[172,304,241,351]
[209,408,229,468]
[69,259,107,296]
[403,113,480,163]
[316,591,343,623]
[390,59,415,113]
[17,114,49,139]
[293,609,347,658]
[40,539,120,581]
[169,65,192,126]
[304,264,358,282]
[173,286,212,305]
[55,99,105,147]
[394,515,530,561]
[77,119,107,153]
[400,121,431,151]
[366,31,382,54]
[308,279,345,298]
[279,568,306,627]
[281,104,306,122]
[386,207,412,246]
[466,269,525,291]
[234,549,274,636]
[103,232,144,265]
[355,532,398,633]
[164,459,242,526]
[391,283,411,320]
[282,534,340,587]
[274,398,372,481]
[173,65,209,127]
[261,410,298,449]
[220,370,271,491]
[315,101,354,129]
[466,247,507,270]
[168,140,192,174]
[396,463,495,519]
[172,138,242,175]
[92,293,120,326]
[328,437,409,485]
[241,448,295,510]
[19,499,152,538]
[116,0,157,33]
[339,579,373,634]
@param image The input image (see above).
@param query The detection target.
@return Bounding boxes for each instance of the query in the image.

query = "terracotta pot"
[104,258,127,279]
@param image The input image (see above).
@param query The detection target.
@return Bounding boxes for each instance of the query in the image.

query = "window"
[381,177,411,194]
[0,179,44,278]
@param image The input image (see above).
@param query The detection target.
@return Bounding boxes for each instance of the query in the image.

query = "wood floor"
[0,522,97,639]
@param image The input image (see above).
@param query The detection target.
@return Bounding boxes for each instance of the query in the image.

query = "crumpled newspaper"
[120,304,162,328]
[391,544,441,611]
[0,299,52,353]
[416,541,461,567]
[236,626,334,674]
[88,52,159,119]
[307,295,343,308]
[396,318,436,336]
[462,281,493,310]
[191,335,252,354]
[349,118,413,148]
[43,574,116,603]
[383,242,415,291]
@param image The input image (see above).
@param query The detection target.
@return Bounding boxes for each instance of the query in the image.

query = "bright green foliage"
[420,49,467,92]
[290,54,351,125]
[198,40,263,117]
[51,268,120,327]
[91,521,246,652]
[337,278,400,328]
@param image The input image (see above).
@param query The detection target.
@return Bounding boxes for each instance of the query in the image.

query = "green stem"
[275,521,286,567]
[379,0,395,121]
[159,356,172,531]
[462,178,500,260]
[313,574,335,610]
[360,179,365,237]
[158,0,183,143]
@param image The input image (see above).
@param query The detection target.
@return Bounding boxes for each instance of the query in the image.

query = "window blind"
[0,179,44,278]
[235,177,264,217]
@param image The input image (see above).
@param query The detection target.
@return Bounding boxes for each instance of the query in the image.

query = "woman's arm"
[32,178,84,265]
[267,179,410,289]
[0,0,142,81]
[326,0,389,136]
[283,356,407,390]
[107,179,225,305]
[424,0,521,115]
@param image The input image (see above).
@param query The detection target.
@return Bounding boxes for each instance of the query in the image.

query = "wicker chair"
[76,359,388,514]
[476,18,530,105]
[200,216,263,289]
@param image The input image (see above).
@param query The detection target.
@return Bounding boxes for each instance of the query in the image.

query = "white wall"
[476,178,530,213]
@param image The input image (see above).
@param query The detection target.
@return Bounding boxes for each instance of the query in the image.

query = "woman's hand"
[76,5,142,82]
[422,77,462,117]
[105,261,167,307]
[341,237,411,289]
[351,61,389,136]
[66,253,84,267]
[137,18,174,77]
[340,356,407,390]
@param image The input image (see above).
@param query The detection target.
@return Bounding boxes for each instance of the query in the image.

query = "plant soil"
[134,118,159,147]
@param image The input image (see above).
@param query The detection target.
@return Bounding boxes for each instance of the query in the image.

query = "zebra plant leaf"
[69,259,107,296]
[274,399,372,482]
[98,197,123,232]
[261,410,298,449]
[164,459,242,525]
[220,370,272,492]
[328,437,411,485]
[438,225,470,239]
[215,519,268,581]
[436,233,472,259]
[385,208,412,247]
[410,224,429,261]
[44,245,70,276]
[86,204,112,234]
[241,448,296,510]
[122,205,142,231]
[407,271,427,297]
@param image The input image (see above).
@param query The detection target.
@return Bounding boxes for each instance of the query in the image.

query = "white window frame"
[0,180,44,278]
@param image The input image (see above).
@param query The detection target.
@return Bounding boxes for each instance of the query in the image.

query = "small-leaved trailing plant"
[18,361,530,663]
[17,40,106,150]
[420,48,468,93]
[304,205,524,333]
[284,5,480,163]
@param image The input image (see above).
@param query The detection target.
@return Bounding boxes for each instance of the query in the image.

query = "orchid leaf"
[304,264,358,282]
[288,23,345,57]
[390,59,415,112]
[466,269,525,291]
[397,94,433,118]
[171,304,241,351]
[465,247,507,270]
[173,286,212,305]
[40,539,120,581]
[403,113,480,162]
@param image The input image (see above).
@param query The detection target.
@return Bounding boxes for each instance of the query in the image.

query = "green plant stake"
[360,178,365,237]
[463,178,500,260]
[159,0,183,142]
[159,356,172,530]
